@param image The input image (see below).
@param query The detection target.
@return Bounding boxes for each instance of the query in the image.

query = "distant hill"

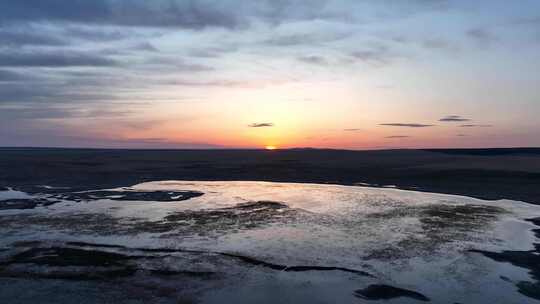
[422,148,540,156]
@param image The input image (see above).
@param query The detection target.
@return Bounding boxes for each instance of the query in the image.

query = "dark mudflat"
[0,198,58,210]
[0,241,372,282]
[0,148,539,204]
[51,190,204,202]
[7,247,134,267]
[354,284,430,301]
[0,190,203,210]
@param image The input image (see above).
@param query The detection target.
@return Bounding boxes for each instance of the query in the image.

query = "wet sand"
[0,147,539,204]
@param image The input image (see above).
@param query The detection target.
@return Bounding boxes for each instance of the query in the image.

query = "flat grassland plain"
[1,148,539,203]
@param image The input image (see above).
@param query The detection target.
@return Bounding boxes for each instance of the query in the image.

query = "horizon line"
[1,146,539,152]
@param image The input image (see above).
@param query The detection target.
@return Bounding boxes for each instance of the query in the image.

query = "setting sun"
[265,145,277,150]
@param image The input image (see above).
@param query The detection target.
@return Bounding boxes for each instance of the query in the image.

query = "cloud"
[142,56,213,71]
[385,135,411,138]
[131,42,159,52]
[0,0,242,30]
[298,55,327,65]
[379,123,435,128]
[439,115,471,122]
[162,78,294,89]
[0,0,343,31]
[0,131,225,149]
[0,23,141,53]
[421,38,460,53]
[467,28,497,46]
[188,45,237,58]
[0,29,67,46]
[263,34,318,47]
[0,51,118,67]
[248,122,274,128]
[0,81,124,104]
[0,70,29,81]
[0,106,133,120]
[162,79,248,88]
[460,124,492,128]
[456,134,468,137]
[515,16,540,25]
[261,31,350,47]
[63,26,135,42]
[343,128,361,132]
[349,46,393,66]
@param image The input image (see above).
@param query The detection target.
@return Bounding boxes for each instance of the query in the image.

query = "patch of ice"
[2,181,540,303]
[0,188,33,200]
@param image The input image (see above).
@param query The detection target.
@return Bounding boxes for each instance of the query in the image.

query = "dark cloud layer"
[0,0,338,30]
[439,115,471,122]
[63,26,135,42]
[0,29,67,46]
[0,51,118,68]
[385,135,410,138]
[0,131,225,149]
[460,124,493,128]
[0,106,132,120]
[0,70,28,81]
[467,28,497,46]
[380,123,435,128]
[0,81,124,104]
[0,0,240,29]
[248,122,274,128]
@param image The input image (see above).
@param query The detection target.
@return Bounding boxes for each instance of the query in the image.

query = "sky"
[1,0,540,150]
